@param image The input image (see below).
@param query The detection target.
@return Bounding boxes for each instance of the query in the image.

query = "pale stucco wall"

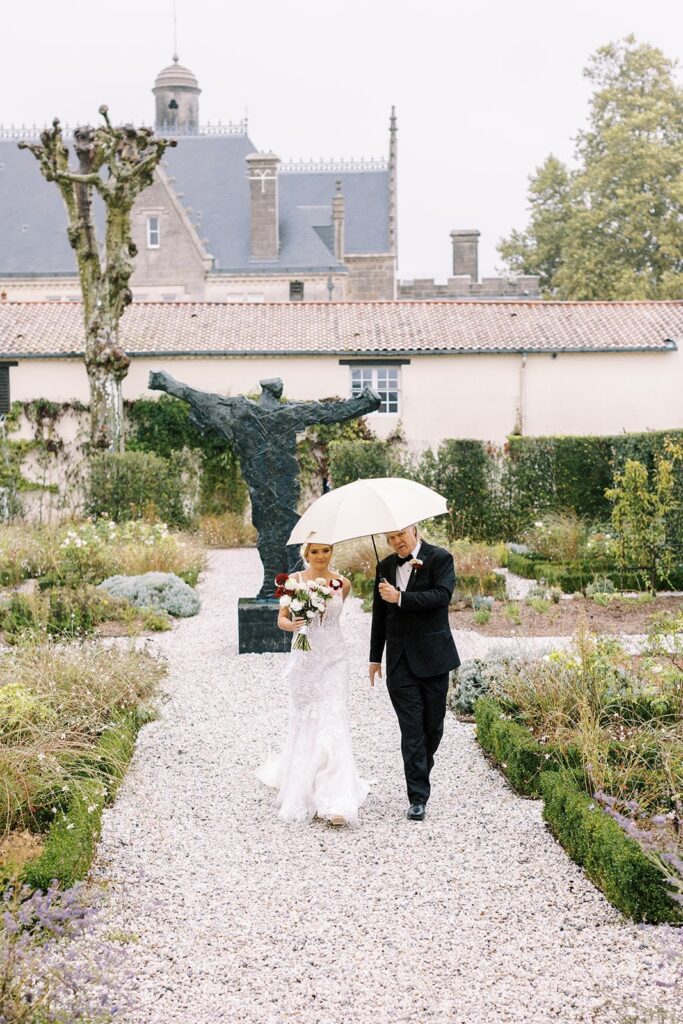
[7,347,683,448]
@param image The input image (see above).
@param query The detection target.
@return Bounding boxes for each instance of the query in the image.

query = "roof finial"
[172,0,179,62]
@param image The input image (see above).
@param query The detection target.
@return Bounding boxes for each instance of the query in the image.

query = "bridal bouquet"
[275,573,334,651]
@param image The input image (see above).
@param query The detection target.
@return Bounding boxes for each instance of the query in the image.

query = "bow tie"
[397,553,414,566]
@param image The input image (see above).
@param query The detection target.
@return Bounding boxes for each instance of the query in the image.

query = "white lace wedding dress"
[256,583,370,825]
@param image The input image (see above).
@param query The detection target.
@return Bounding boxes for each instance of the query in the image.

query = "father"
[369,526,460,821]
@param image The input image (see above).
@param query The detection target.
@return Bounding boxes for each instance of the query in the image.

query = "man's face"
[385,526,418,558]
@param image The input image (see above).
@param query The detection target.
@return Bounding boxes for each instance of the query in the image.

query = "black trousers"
[386,652,449,805]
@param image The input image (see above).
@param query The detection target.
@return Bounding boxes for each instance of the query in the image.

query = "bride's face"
[307,544,332,573]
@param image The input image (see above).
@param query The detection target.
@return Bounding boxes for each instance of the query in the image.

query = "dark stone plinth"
[238,598,291,654]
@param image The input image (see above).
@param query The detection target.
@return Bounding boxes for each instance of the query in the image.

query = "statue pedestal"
[238,598,291,654]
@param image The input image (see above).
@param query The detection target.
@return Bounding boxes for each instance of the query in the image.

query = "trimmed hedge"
[473,696,683,924]
[506,550,683,593]
[22,708,149,891]
[474,696,566,796]
[415,428,683,544]
[541,770,683,925]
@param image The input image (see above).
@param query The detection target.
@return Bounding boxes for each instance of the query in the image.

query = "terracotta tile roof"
[0,300,681,357]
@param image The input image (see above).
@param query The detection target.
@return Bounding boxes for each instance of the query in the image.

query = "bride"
[256,541,370,826]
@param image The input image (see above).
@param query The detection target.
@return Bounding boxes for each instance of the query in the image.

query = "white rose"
[285,578,297,591]
[279,595,292,607]
[306,610,316,618]
[315,577,327,585]
[320,586,332,595]
[291,599,303,612]
[307,581,317,590]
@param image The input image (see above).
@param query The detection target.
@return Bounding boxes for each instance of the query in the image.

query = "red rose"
[275,586,285,598]
[274,573,289,586]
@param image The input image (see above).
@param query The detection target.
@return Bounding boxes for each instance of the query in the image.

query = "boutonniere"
[409,558,424,570]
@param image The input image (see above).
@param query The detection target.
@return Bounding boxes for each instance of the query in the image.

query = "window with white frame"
[350,365,400,414]
[146,215,160,249]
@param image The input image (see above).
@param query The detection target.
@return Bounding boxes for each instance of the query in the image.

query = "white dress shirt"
[396,540,422,607]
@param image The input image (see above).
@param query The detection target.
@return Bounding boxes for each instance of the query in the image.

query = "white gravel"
[86,549,681,1024]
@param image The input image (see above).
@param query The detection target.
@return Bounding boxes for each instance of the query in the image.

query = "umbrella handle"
[371,535,386,583]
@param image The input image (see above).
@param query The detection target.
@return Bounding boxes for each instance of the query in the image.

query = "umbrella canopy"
[287,477,449,546]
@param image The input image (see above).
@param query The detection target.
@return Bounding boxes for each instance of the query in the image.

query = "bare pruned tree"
[20,108,176,450]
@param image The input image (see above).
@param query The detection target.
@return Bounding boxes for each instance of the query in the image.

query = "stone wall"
[344,255,396,300]
[397,275,540,300]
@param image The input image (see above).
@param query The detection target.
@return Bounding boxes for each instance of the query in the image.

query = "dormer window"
[147,216,160,249]
[289,280,304,301]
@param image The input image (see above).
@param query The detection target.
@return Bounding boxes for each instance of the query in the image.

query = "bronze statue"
[149,371,381,598]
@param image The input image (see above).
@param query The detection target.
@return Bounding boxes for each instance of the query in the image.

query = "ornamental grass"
[0,519,206,590]
[0,639,165,842]
[198,511,257,548]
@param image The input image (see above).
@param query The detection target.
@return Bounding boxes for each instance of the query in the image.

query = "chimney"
[450,229,480,281]
[332,180,345,261]
[246,152,280,261]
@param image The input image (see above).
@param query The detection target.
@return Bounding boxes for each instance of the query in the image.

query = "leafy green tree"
[499,37,683,299]
[606,441,683,591]
[497,156,572,293]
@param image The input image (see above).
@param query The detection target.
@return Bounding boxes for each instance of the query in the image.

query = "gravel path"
[89,549,681,1024]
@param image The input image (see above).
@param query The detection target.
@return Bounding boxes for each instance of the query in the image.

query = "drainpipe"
[518,352,527,435]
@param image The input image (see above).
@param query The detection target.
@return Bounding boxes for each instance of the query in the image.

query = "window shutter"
[0,366,10,415]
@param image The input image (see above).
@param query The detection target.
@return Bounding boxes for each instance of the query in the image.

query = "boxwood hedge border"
[473,696,683,924]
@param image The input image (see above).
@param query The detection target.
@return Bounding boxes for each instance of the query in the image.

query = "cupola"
[153,55,201,133]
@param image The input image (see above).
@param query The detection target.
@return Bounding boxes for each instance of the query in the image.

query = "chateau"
[0,57,397,303]
[0,57,540,303]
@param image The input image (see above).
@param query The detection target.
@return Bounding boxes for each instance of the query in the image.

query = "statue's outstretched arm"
[297,385,381,427]
[149,370,214,404]
[148,370,236,440]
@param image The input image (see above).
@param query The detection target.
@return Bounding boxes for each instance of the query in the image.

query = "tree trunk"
[20,114,174,452]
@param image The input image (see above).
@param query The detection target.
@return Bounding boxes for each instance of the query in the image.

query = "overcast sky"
[2,0,681,280]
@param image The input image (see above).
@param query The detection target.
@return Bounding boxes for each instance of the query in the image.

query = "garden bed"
[0,640,165,893]
[474,697,683,924]
[450,594,683,636]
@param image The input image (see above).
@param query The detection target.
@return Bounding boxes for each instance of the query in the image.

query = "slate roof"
[0,300,680,357]
[0,134,390,275]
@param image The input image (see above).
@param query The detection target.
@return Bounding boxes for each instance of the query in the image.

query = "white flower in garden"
[534,521,544,528]
[279,595,292,607]
[291,599,303,612]
[66,823,75,831]
[284,578,297,591]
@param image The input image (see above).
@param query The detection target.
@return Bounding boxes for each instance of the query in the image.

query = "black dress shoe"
[407,803,426,821]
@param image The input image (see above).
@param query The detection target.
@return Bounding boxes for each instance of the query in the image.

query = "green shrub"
[473,608,491,625]
[127,394,248,516]
[474,696,565,795]
[328,439,408,487]
[0,586,130,643]
[540,770,683,924]
[86,449,199,527]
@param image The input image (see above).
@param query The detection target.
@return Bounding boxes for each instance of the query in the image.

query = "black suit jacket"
[369,541,460,678]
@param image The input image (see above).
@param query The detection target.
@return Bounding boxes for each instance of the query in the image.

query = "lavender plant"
[1,880,131,1023]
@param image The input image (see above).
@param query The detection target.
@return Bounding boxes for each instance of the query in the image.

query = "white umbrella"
[287,477,448,548]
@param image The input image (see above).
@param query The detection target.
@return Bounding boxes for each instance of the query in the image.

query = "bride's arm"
[340,575,351,600]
